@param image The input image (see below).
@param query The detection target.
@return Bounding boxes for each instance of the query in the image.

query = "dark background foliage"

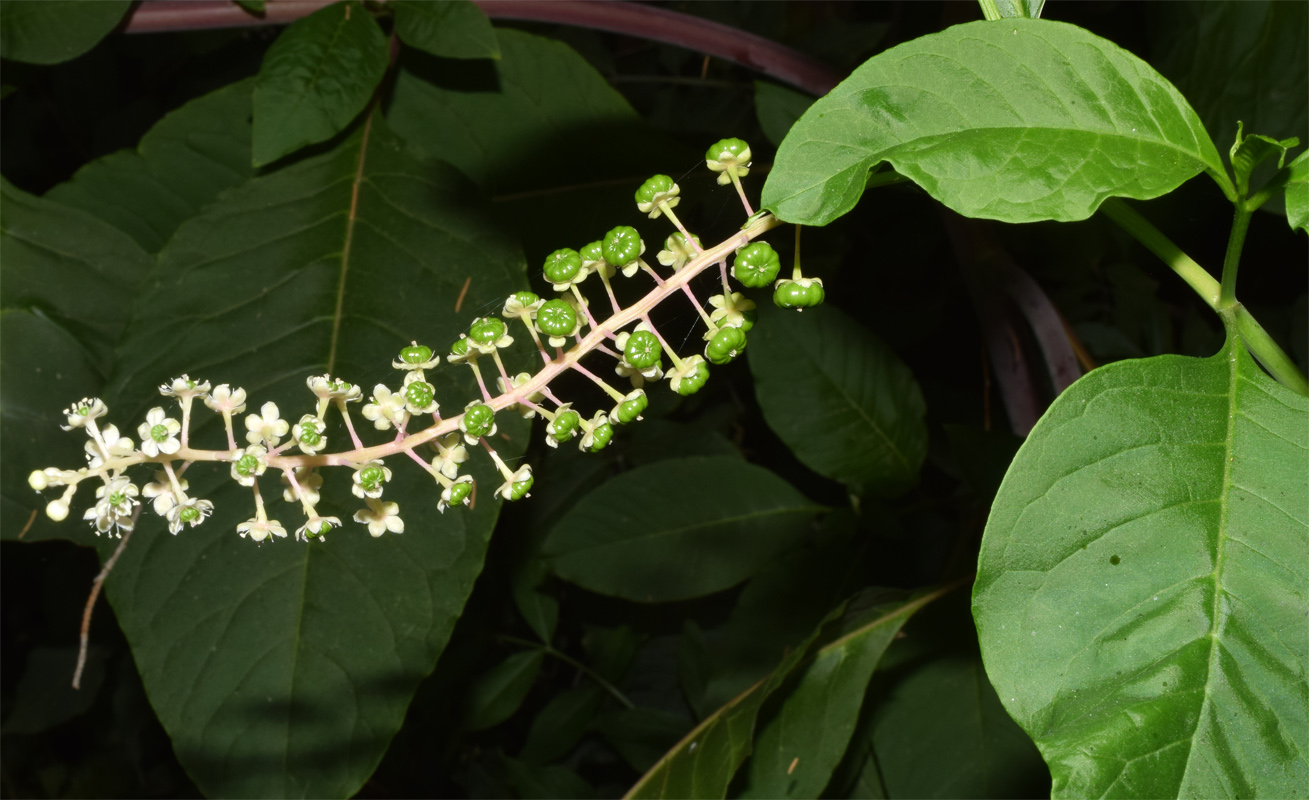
[2,2,1304,798]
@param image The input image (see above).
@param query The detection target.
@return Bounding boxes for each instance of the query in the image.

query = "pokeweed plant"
[0,1,1304,799]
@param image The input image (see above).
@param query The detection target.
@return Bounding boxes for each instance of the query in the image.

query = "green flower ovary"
[445,479,473,507]
[635,174,677,206]
[449,336,471,360]
[549,409,580,440]
[235,453,261,478]
[602,226,643,267]
[612,391,648,425]
[405,380,435,409]
[584,420,613,452]
[535,299,578,337]
[400,344,433,365]
[623,330,662,369]
[298,419,322,445]
[149,424,170,443]
[179,506,201,523]
[469,317,507,346]
[732,242,781,288]
[358,464,385,491]
[108,491,127,506]
[543,248,583,285]
[706,138,751,168]
[462,403,496,439]
[507,473,534,500]
[674,358,710,396]
[706,327,747,365]
[774,278,825,310]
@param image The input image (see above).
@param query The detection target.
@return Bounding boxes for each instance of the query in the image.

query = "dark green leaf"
[942,424,1024,503]
[544,457,825,602]
[92,113,530,798]
[513,558,559,643]
[974,330,1309,798]
[595,707,693,775]
[392,0,499,60]
[46,79,256,253]
[623,420,740,466]
[754,81,815,149]
[236,0,265,13]
[749,304,927,497]
[1228,122,1298,196]
[1,646,106,733]
[0,0,130,65]
[502,755,596,799]
[1285,150,1308,233]
[763,19,1229,226]
[520,685,605,765]
[251,1,389,166]
[465,650,545,731]
[584,625,642,683]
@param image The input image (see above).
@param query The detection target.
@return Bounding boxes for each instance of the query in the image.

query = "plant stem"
[1232,307,1309,395]
[496,634,635,709]
[1218,203,1253,309]
[1100,199,1219,307]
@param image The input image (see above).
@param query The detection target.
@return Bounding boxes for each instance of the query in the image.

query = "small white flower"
[85,424,135,469]
[46,499,70,521]
[137,407,182,457]
[296,515,340,542]
[502,293,543,319]
[351,459,392,499]
[428,433,468,480]
[166,497,214,534]
[244,402,289,447]
[281,467,322,504]
[306,374,362,418]
[230,445,268,487]
[708,292,756,330]
[29,467,76,491]
[159,375,211,402]
[361,384,408,431]
[291,414,327,454]
[60,397,107,431]
[353,498,404,537]
[237,517,288,544]
[143,470,184,516]
[656,232,701,271]
[495,372,544,419]
[204,384,247,415]
[83,477,139,536]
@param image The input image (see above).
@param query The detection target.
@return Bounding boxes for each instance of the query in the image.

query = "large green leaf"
[762,19,1230,227]
[973,329,1309,798]
[740,586,958,799]
[0,0,130,65]
[252,1,389,167]
[749,304,927,497]
[543,457,825,603]
[1285,150,1308,233]
[391,0,499,60]
[92,113,530,798]
[46,79,256,254]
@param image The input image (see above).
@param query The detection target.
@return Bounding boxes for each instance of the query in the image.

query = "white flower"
[60,397,107,431]
[502,293,543,318]
[291,414,327,454]
[29,467,76,491]
[656,232,701,271]
[83,477,139,536]
[281,467,322,504]
[351,459,392,499]
[708,292,756,330]
[400,372,440,415]
[296,515,340,543]
[353,498,404,537]
[237,517,287,544]
[158,375,211,402]
[307,374,362,418]
[230,445,268,487]
[495,372,544,419]
[361,384,408,431]
[204,384,247,415]
[428,433,468,480]
[615,359,664,388]
[166,497,214,534]
[143,470,184,516]
[244,402,289,447]
[85,424,134,469]
[137,407,182,457]
[46,499,70,521]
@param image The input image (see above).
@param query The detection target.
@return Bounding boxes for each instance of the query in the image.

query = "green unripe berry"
[358,464,385,490]
[674,359,710,396]
[405,380,435,410]
[635,174,677,207]
[602,226,644,267]
[623,330,662,369]
[536,299,578,338]
[444,478,474,508]
[773,278,825,310]
[468,316,507,345]
[732,242,781,288]
[400,343,433,365]
[461,403,496,439]
[235,453,260,478]
[705,137,751,167]
[510,290,540,307]
[543,248,583,284]
[611,390,648,425]
[549,409,580,441]
[449,336,471,359]
[298,419,322,445]
[584,420,614,452]
[506,473,534,500]
[580,241,606,264]
[705,326,748,365]
[150,424,169,443]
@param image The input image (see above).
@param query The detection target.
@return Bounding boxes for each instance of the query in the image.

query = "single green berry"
[400,343,433,365]
[732,242,781,288]
[705,326,748,365]
[705,137,751,167]
[235,453,260,478]
[773,278,825,310]
[623,330,662,369]
[358,464,385,490]
[635,174,679,216]
[468,316,507,345]
[510,290,540,307]
[610,390,648,425]
[405,380,435,410]
[150,424,169,443]
[443,478,474,509]
[673,357,710,396]
[584,420,614,452]
[449,336,471,359]
[543,248,583,285]
[580,241,606,264]
[298,419,321,445]
[461,403,496,439]
[506,473,534,500]
[602,226,643,267]
[536,298,578,338]
[549,409,581,441]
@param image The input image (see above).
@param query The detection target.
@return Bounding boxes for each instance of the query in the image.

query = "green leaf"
[543,457,825,603]
[1228,121,1299,196]
[1,646,106,734]
[596,708,694,775]
[1285,150,1308,233]
[623,420,740,466]
[502,755,596,799]
[942,424,1024,503]
[749,303,927,497]
[46,79,256,254]
[251,1,389,167]
[236,0,265,13]
[973,329,1309,798]
[624,603,847,799]
[762,19,1230,227]
[465,650,545,731]
[512,558,559,643]
[754,81,815,148]
[0,0,130,65]
[978,0,1045,20]
[740,587,956,799]
[92,113,530,798]
[520,685,605,765]
[391,0,499,60]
